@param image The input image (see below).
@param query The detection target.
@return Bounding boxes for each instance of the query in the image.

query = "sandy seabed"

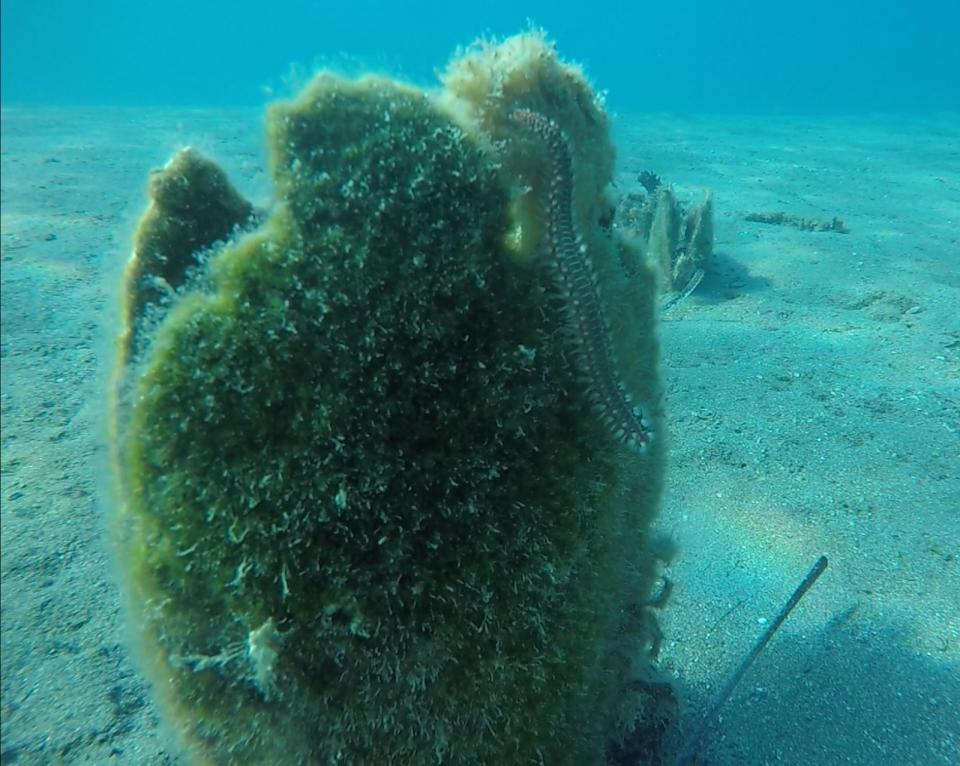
[1,106,958,765]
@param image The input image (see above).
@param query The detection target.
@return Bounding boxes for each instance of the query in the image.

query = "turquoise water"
[3,0,959,113]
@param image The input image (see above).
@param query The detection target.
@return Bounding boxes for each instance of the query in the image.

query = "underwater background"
[2,1,958,765]
[3,0,960,113]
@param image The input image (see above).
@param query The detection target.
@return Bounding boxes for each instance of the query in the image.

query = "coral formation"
[118,147,256,366]
[111,32,668,765]
[617,179,714,294]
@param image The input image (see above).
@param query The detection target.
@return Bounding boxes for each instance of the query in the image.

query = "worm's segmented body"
[510,109,652,452]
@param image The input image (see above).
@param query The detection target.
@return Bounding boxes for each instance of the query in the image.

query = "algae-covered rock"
[119,147,256,366]
[112,33,668,765]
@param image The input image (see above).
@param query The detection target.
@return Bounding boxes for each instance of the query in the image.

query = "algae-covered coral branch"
[617,181,714,294]
[111,32,668,766]
[118,147,256,364]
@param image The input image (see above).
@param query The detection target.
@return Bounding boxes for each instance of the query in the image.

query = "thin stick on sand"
[673,555,829,766]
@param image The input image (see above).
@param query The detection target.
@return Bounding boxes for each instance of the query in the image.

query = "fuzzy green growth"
[121,148,255,362]
[116,73,660,764]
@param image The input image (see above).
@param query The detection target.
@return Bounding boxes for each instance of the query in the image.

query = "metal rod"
[673,555,829,766]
